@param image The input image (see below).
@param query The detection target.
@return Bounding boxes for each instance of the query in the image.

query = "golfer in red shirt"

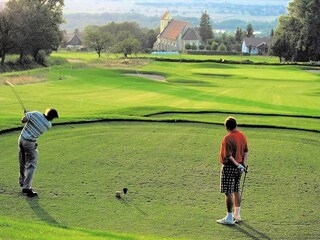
[217,116,249,225]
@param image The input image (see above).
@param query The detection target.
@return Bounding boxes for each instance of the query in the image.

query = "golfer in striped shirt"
[18,108,58,197]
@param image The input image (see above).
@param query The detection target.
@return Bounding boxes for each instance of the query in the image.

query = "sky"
[63,0,291,14]
[0,0,291,15]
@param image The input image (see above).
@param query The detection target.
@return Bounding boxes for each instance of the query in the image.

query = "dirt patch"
[125,73,166,82]
[306,70,320,74]
[67,59,83,63]
[0,75,45,85]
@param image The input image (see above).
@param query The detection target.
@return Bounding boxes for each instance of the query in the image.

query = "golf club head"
[123,188,128,194]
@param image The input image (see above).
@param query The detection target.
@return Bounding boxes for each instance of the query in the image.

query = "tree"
[83,26,114,58]
[7,0,64,63]
[270,0,320,61]
[270,29,274,37]
[115,37,141,57]
[101,22,147,54]
[217,43,227,52]
[269,15,299,62]
[0,11,15,65]
[211,41,218,50]
[146,29,157,50]
[235,27,245,43]
[199,11,213,44]
[246,23,254,37]
[288,0,320,61]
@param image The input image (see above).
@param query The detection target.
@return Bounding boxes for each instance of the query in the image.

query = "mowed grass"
[0,60,319,131]
[0,56,319,239]
[52,52,280,63]
[0,122,319,239]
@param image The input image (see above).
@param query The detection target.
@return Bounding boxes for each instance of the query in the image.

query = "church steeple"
[160,11,172,33]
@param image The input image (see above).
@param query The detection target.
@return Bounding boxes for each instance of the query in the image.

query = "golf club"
[6,80,27,113]
[241,165,249,197]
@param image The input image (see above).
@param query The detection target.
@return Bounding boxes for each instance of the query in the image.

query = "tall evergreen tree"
[199,11,213,44]
[246,23,254,37]
[235,27,245,43]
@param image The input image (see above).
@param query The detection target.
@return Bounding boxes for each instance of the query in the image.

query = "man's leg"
[217,164,235,225]
[21,140,38,190]
[233,192,242,221]
[23,147,38,190]
[18,137,26,187]
[226,193,234,213]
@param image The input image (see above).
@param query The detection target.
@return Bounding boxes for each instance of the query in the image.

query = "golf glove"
[237,164,245,173]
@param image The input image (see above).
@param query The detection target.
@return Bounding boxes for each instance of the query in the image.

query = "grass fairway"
[0,122,319,239]
[52,52,280,64]
[0,60,319,131]
[0,55,319,239]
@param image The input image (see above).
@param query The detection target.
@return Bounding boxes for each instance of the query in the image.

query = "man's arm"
[227,156,239,166]
[243,151,249,165]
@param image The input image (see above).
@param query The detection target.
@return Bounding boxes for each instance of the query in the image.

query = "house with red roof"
[153,11,202,52]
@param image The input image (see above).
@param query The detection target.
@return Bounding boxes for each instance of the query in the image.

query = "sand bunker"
[306,70,320,74]
[125,73,166,82]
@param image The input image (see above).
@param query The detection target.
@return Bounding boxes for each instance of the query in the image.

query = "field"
[0,53,319,239]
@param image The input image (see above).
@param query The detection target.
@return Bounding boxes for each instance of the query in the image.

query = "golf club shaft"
[6,80,26,112]
[241,165,248,197]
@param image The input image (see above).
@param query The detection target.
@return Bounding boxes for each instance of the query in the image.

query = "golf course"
[0,53,319,239]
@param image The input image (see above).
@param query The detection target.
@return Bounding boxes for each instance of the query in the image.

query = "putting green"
[0,121,319,239]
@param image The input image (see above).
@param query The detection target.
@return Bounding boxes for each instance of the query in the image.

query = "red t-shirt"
[219,130,248,164]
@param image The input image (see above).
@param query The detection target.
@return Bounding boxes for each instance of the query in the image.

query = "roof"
[160,20,189,40]
[243,37,270,47]
[182,28,201,41]
[65,34,83,46]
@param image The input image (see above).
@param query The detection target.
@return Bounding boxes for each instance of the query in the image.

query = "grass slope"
[0,122,319,239]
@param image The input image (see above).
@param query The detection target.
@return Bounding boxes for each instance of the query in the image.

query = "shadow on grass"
[26,197,136,239]
[118,196,148,216]
[226,222,271,240]
[26,197,61,226]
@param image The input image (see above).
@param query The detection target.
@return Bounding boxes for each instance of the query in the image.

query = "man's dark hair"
[224,116,237,130]
[45,108,59,121]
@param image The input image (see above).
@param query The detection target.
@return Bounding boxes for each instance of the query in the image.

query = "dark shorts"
[220,164,242,194]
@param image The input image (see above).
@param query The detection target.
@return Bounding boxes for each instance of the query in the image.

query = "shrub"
[36,50,47,65]
[199,45,205,50]
[211,41,219,50]
[185,43,191,50]
[217,43,227,52]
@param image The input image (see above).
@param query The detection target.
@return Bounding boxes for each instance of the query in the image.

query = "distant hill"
[62,12,278,36]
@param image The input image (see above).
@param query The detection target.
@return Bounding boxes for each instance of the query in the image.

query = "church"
[153,11,202,52]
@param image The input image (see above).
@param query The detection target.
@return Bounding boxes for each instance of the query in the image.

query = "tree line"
[0,0,318,65]
[194,11,254,53]
[0,0,64,65]
[82,22,157,58]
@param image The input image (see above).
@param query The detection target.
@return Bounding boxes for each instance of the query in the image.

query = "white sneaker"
[216,217,235,225]
[234,216,242,223]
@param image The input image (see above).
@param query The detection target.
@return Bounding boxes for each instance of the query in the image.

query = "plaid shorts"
[220,164,242,194]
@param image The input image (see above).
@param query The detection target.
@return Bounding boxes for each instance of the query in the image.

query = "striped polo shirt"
[21,111,52,141]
